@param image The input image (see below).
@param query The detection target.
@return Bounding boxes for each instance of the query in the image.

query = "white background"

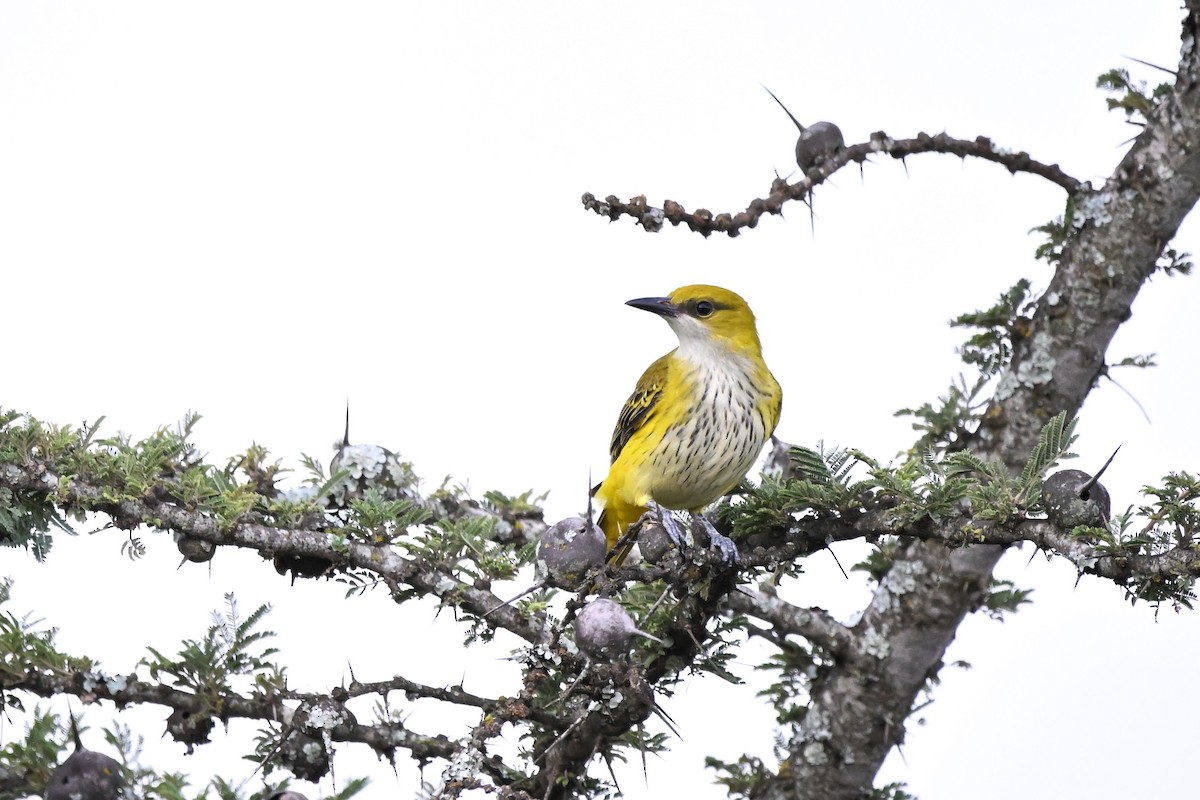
[2,2,1198,798]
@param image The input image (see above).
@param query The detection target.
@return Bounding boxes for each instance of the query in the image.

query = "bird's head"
[626,284,764,356]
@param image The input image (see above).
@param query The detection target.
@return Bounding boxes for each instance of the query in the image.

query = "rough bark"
[773,7,1200,798]
[6,12,1200,799]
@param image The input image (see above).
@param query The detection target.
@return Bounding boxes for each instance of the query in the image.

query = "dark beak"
[626,296,678,318]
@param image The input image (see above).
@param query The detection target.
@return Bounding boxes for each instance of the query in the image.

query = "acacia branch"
[726,585,853,658]
[582,132,1083,237]
[347,674,568,730]
[769,9,1200,799]
[0,461,550,646]
[10,428,1198,787]
[4,347,1197,799]
[970,519,1200,586]
[736,506,1200,587]
[5,667,457,762]
[0,456,746,797]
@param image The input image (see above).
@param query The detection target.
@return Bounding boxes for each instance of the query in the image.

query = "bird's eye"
[696,300,715,318]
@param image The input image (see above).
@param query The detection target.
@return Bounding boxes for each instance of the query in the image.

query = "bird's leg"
[692,514,740,565]
[649,501,689,550]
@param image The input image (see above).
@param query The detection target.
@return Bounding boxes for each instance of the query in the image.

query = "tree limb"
[0,461,550,646]
[4,667,458,763]
[582,132,1083,237]
[737,509,1200,588]
[725,585,853,658]
[770,9,1200,799]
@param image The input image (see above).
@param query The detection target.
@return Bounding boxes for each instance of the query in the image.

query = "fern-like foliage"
[1097,67,1172,124]
[1018,411,1078,506]
[950,278,1035,379]
[142,594,282,717]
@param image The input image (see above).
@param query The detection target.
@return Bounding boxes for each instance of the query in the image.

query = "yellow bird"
[594,284,782,563]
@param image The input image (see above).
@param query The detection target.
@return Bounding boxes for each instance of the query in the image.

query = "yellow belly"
[596,340,781,556]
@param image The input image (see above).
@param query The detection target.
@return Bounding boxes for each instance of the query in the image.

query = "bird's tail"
[596,496,643,566]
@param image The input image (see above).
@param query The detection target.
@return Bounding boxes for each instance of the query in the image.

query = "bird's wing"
[765,388,783,437]
[609,353,671,463]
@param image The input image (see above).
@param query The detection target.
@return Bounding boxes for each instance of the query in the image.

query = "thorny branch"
[725,587,852,658]
[735,505,1200,587]
[582,132,1084,237]
[7,13,1200,798]
[6,667,458,762]
[6,419,1200,796]
[767,8,1200,799]
[0,459,550,645]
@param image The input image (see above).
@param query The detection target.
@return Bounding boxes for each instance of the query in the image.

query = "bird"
[594,284,782,564]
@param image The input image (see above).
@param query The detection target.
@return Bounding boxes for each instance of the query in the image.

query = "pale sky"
[2,2,1198,799]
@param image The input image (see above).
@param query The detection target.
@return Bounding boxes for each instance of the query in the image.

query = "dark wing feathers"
[609,353,671,463]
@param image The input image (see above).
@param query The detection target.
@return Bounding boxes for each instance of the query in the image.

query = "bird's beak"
[626,296,678,318]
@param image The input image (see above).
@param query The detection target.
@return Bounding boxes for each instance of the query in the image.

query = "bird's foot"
[650,502,690,551]
[692,515,741,565]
